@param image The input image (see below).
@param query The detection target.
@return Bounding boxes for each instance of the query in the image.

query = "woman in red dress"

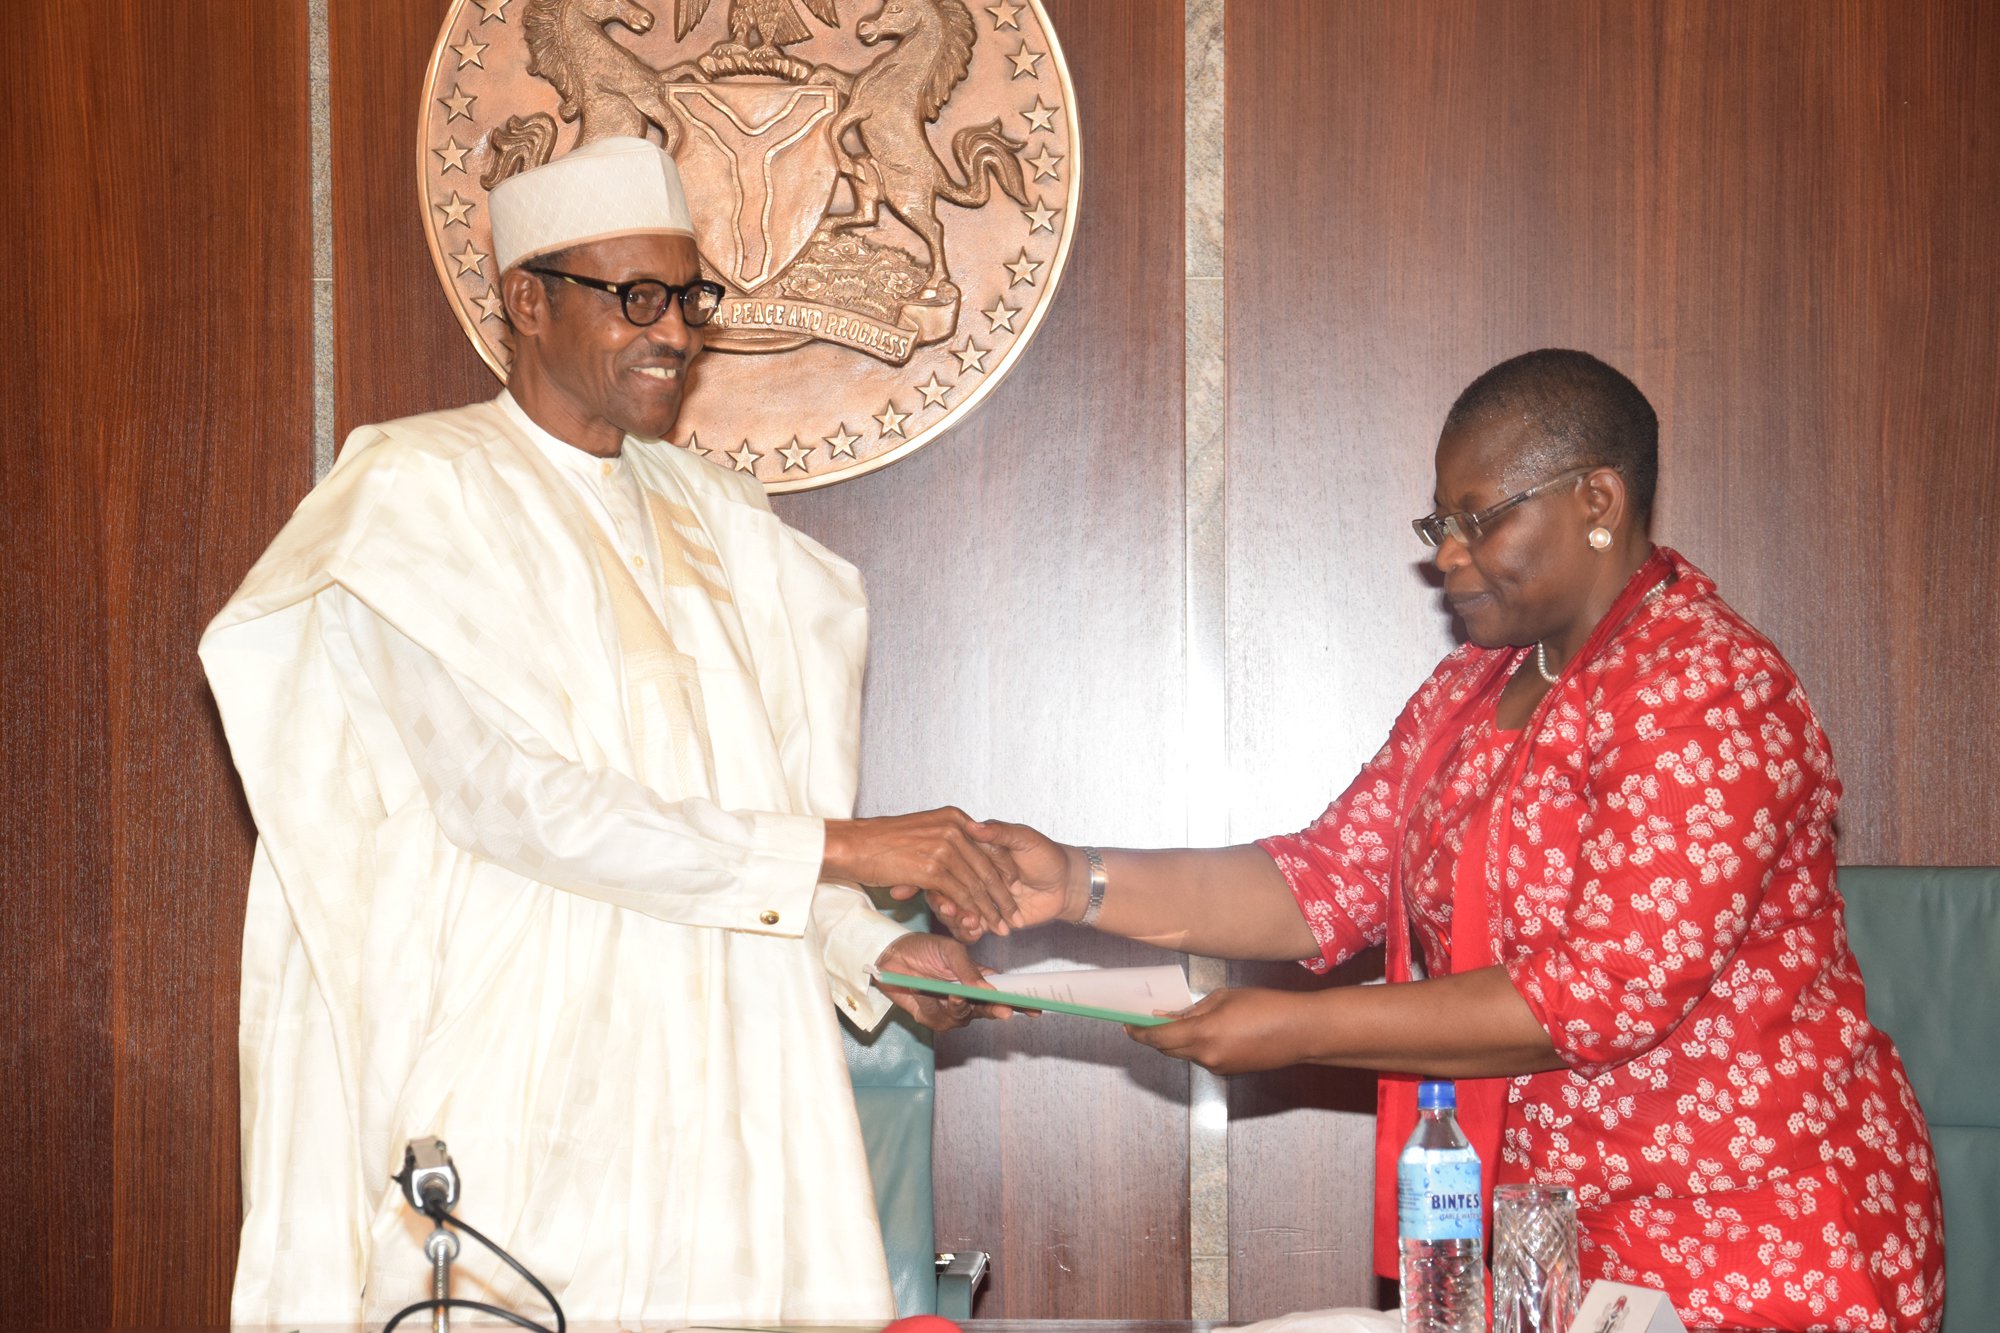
[963,351,1945,1331]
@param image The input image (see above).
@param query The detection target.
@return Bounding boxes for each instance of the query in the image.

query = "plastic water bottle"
[1397,1080,1484,1333]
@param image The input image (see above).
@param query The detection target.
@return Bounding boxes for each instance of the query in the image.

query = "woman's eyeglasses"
[1411,466,1593,548]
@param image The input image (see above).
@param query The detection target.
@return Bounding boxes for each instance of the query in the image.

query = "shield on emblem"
[665,81,841,294]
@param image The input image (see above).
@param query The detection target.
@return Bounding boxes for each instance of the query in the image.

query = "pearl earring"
[1588,527,1612,550]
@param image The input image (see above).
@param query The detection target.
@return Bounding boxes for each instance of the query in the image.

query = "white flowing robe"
[200,394,905,1326]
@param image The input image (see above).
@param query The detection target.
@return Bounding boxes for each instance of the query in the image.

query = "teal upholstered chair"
[841,900,988,1318]
[1838,866,2000,1333]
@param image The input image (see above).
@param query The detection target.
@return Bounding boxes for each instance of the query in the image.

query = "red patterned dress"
[1259,549,1944,1332]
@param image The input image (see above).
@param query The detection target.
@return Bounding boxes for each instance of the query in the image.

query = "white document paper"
[983,963,1196,1016]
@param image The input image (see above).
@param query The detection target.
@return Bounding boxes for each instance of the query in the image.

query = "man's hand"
[872,931,1015,1030]
[906,819,1081,943]
[823,808,1024,937]
[1123,986,1320,1074]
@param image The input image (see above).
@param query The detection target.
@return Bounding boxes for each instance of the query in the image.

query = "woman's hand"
[1134,969,1565,1079]
[895,818,1082,943]
[1124,986,1323,1074]
[824,808,1025,936]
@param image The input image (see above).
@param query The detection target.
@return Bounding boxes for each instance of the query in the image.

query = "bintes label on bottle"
[1397,1155,1482,1242]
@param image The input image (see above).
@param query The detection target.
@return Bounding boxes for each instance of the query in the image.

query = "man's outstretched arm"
[332,589,1022,936]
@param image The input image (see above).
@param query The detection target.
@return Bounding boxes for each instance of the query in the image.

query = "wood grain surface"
[332,0,497,434]
[777,1,1190,1317]
[0,0,315,1324]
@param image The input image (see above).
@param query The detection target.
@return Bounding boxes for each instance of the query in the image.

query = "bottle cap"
[1417,1080,1456,1110]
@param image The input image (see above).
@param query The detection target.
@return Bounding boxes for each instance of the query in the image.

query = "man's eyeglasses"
[1411,466,1593,548]
[525,266,726,328]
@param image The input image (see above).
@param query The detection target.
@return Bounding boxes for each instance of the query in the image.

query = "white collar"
[497,390,629,476]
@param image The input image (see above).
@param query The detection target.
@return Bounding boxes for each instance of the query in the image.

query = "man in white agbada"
[201,137,1021,1326]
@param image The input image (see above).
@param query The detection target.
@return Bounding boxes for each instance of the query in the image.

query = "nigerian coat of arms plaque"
[418,0,1080,490]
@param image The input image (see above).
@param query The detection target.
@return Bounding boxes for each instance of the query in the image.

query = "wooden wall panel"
[1223,0,2000,1316]
[332,0,495,436]
[779,1,1188,1317]
[0,0,315,1324]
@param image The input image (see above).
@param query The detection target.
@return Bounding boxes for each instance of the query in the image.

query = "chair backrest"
[1837,865,2000,1333]
[841,899,938,1317]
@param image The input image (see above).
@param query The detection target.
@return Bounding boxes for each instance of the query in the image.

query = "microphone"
[395,1136,461,1218]
[378,1137,563,1333]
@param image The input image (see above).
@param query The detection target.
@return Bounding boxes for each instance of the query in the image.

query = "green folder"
[873,971,1175,1026]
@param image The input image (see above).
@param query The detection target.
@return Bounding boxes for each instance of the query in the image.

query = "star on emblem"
[777,437,813,471]
[953,338,990,374]
[1023,200,1060,233]
[451,32,489,68]
[1005,249,1042,286]
[439,85,477,122]
[916,374,952,409]
[433,137,470,173]
[983,299,1018,334]
[434,191,475,228]
[474,0,512,23]
[1022,97,1060,134]
[874,403,909,438]
[451,241,487,278]
[1024,145,1063,181]
[985,0,1023,29]
[1007,42,1044,78]
[728,440,762,473]
[682,431,709,457]
[824,425,861,458]
[473,285,506,322]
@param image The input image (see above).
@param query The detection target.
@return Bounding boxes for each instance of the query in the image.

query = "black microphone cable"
[378,1203,566,1333]
[382,1151,566,1333]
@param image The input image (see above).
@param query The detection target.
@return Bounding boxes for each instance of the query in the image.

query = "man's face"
[522,233,705,446]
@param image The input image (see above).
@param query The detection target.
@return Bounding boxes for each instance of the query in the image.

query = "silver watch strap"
[1077,846,1108,928]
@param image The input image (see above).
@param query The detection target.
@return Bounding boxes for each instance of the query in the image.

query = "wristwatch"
[1077,846,1108,928]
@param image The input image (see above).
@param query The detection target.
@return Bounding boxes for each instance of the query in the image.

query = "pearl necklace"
[1535,577,1671,685]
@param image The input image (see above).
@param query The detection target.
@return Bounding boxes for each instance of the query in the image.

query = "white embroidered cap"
[487,136,695,271]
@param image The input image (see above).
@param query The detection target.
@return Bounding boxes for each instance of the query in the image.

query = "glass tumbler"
[1491,1182,1581,1333]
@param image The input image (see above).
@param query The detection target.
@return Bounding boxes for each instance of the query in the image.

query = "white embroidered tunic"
[202,394,904,1326]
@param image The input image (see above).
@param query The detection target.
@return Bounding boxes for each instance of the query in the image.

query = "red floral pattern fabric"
[1259,550,1944,1332]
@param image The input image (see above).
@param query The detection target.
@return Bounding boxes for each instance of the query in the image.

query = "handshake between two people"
[826,810,1349,1077]
[820,809,1079,1032]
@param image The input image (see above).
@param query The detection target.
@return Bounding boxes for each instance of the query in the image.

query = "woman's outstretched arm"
[1128,965,1564,1078]
[921,825,1321,962]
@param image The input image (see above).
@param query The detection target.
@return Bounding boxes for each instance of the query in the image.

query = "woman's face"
[1427,415,1599,649]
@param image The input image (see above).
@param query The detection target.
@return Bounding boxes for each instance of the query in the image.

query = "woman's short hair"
[1444,349,1659,522]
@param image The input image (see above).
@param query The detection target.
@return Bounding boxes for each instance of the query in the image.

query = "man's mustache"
[629,345,688,366]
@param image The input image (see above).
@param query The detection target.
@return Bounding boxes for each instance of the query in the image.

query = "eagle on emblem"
[675,0,840,55]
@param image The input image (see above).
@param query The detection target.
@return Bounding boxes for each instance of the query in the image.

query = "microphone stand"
[425,1220,460,1333]
[396,1137,463,1333]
